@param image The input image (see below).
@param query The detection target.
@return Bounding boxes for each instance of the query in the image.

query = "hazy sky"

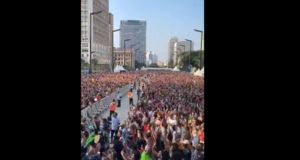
[109,0,204,63]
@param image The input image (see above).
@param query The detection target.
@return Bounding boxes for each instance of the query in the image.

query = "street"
[101,88,138,124]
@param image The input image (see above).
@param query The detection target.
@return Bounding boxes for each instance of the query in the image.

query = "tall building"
[152,54,158,64]
[177,41,194,53]
[146,51,153,66]
[108,13,113,70]
[168,37,194,67]
[168,37,178,67]
[120,20,146,64]
[81,0,112,71]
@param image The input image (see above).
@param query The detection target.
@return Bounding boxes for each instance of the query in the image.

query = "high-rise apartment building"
[81,0,112,71]
[146,51,153,66]
[169,37,194,67]
[120,20,146,64]
[152,54,158,64]
[168,37,178,67]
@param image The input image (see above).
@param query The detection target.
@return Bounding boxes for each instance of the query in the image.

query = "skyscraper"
[168,37,178,67]
[81,0,112,71]
[120,20,146,64]
[176,40,194,66]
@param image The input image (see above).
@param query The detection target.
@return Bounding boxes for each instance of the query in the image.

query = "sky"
[109,0,204,63]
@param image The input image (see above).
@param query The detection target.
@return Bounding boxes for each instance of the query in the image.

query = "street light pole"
[112,29,120,71]
[179,44,185,67]
[89,10,103,74]
[123,39,131,67]
[185,39,192,72]
[194,29,203,68]
[134,48,139,69]
[129,44,137,70]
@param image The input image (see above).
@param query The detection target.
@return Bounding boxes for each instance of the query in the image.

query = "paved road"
[101,88,138,124]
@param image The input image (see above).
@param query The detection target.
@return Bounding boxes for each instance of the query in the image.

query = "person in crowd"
[109,99,117,119]
[140,145,154,160]
[128,89,134,106]
[111,112,120,143]
[81,71,204,160]
[113,135,124,160]
[191,144,204,160]
[117,91,122,108]
[137,87,141,101]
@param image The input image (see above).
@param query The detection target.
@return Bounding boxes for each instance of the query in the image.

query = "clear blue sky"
[109,0,204,63]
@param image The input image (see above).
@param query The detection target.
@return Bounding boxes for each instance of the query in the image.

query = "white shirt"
[111,116,120,130]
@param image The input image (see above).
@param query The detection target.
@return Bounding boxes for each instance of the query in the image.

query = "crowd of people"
[81,71,204,160]
[81,73,141,109]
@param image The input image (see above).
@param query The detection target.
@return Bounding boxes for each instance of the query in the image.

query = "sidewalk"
[101,88,138,124]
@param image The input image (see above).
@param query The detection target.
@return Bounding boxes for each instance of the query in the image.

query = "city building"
[168,38,194,67]
[81,0,112,71]
[113,48,135,69]
[152,54,158,64]
[108,13,113,70]
[146,51,153,66]
[120,20,146,64]
[157,61,164,67]
[176,40,194,65]
[168,37,178,67]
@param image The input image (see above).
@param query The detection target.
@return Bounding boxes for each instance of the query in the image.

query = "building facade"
[81,0,112,71]
[146,51,153,66]
[108,13,113,70]
[168,37,178,67]
[120,20,146,64]
[152,54,158,64]
[176,40,194,65]
[113,48,135,69]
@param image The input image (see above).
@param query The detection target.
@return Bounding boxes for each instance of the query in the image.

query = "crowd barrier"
[81,84,131,126]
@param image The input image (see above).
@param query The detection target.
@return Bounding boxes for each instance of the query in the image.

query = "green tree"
[123,65,131,70]
[168,59,174,68]
[135,60,146,69]
[178,50,203,71]
[91,58,98,66]
[81,58,89,70]
[149,63,159,68]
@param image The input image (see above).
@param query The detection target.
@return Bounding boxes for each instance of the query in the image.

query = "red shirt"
[143,124,149,133]
[199,131,204,143]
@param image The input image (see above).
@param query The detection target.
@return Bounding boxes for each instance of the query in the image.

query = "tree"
[91,58,98,66]
[178,50,203,71]
[168,59,174,68]
[123,65,131,70]
[149,63,159,68]
[81,58,89,70]
[135,60,146,69]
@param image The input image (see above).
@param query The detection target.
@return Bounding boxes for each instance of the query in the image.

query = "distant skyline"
[109,0,204,63]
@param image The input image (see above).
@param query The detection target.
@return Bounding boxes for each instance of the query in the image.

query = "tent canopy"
[114,65,126,72]
[173,66,180,71]
[194,67,204,77]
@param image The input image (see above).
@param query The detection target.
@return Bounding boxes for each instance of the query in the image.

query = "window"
[82,49,88,52]
[82,43,88,47]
